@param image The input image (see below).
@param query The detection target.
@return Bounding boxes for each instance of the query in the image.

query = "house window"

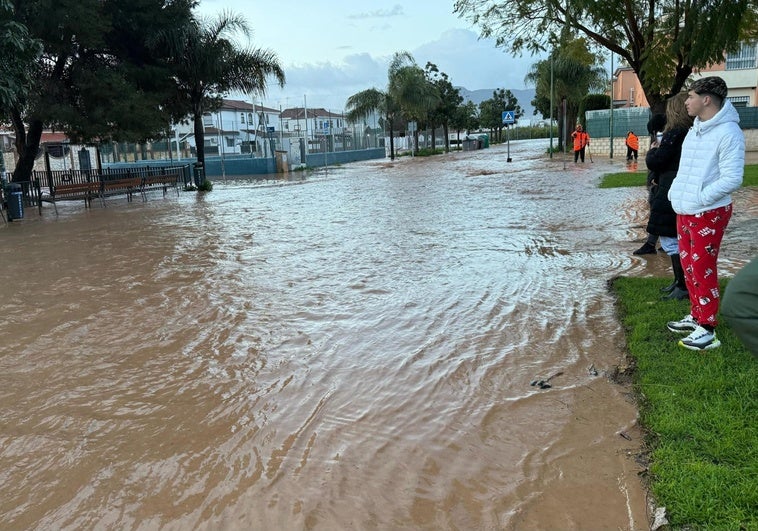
[202,114,213,127]
[226,137,235,148]
[726,42,757,70]
[241,113,245,123]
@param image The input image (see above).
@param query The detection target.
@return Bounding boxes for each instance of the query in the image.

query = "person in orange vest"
[571,124,590,163]
[625,130,639,161]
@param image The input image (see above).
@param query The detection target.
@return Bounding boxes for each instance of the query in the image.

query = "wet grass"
[599,164,758,188]
[612,277,758,529]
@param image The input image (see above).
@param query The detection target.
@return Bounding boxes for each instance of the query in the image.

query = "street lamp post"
[610,52,614,159]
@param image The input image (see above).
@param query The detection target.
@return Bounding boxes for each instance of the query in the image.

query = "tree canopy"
[425,63,463,153]
[525,38,607,148]
[346,52,424,160]
[6,0,196,182]
[0,0,41,112]
[454,0,758,111]
[478,88,524,142]
[159,11,285,168]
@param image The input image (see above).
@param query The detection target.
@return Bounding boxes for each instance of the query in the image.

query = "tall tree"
[479,88,523,142]
[525,39,607,149]
[346,51,417,161]
[7,0,195,183]
[450,100,479,146]
[425,63,463,153]
[160,11,285,171]
[454,0,758,111]
[392,63,439,155]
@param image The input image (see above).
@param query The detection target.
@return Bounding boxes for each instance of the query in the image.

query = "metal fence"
[587,105,758,139]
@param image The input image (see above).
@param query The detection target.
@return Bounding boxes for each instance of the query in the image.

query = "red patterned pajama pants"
[677,204,733,327]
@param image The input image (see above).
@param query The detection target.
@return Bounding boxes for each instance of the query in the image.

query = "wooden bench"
[142,173,180,197]
[40,181,101,214]
[100,177,145,204]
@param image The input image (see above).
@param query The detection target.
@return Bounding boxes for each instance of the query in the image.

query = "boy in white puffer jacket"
[666,76,744,351]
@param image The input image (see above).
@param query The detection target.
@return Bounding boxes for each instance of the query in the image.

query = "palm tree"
[526,39,606,150]
[163,11,285,173]
[346,51,419,161]
[391,64,439,155]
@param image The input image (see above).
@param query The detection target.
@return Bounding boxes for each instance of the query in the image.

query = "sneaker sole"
[678,338,721,351]
[667,324,697,334]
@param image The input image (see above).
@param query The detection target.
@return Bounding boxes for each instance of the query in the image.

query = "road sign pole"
[502,110,515,162]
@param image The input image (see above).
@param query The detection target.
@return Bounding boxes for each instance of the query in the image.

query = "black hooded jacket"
[645,127,689,237]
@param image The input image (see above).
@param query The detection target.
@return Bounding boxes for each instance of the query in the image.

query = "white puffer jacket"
[669,100,744,215]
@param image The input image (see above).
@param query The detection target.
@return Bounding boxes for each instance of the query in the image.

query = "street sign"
[502,110,515,125]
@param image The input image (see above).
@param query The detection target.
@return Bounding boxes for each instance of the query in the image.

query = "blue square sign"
[502,110,515,125]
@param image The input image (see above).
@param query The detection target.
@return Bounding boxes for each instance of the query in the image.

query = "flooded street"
[2,139,755,530]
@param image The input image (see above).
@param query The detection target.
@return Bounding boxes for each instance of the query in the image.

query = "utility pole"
[550,50,554,158]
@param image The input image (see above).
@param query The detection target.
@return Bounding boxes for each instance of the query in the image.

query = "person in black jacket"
[644,93,694,299]
[633,113,667,255]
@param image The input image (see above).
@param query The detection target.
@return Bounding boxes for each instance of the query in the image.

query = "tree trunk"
[11,109,42,183]
[443,123,450,153]
[193,109,205,167]
[388,119,395,160]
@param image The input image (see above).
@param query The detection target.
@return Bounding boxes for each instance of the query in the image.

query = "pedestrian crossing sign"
[502,110,515,125]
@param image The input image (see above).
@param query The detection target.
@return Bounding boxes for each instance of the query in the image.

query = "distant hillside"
[457,87,542,121]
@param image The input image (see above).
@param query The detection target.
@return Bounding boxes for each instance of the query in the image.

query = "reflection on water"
[1,140,755,529]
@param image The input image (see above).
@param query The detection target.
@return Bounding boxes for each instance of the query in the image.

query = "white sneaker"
[679,326,721,351]
[667,314,698,333]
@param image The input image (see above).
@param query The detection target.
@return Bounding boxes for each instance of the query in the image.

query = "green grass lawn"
[605,163,758,528]
[599,164,758,188]
[612,278,758,529]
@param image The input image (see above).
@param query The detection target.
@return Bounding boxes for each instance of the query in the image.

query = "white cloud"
[199,0,545,110]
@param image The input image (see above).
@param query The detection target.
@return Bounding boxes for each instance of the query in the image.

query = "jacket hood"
[692,99,740,136]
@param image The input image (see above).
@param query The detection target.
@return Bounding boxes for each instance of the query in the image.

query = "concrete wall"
[305,148,385,168]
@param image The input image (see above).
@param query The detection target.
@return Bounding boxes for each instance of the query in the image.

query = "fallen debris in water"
[530,371,564,390]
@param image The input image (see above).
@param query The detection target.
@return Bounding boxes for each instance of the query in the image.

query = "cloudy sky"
[194,0,546,110]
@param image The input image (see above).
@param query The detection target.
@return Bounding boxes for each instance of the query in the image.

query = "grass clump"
[600,164,758,188]
[612,277,758,529]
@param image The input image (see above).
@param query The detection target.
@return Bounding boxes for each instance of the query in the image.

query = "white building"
[173,99,282,157]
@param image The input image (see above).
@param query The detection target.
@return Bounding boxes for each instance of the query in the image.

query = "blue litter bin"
[5,183,23,220]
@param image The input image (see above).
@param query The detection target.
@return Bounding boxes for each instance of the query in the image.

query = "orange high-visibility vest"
[572,131,589,151]
[626,133,639,150]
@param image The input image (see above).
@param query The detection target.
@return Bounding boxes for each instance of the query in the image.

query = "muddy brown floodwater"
[2,139,756,530]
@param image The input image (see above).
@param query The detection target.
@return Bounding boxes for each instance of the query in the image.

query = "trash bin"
[477,134,490,148]
[462,138,478,151]
[5,182,23,220]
